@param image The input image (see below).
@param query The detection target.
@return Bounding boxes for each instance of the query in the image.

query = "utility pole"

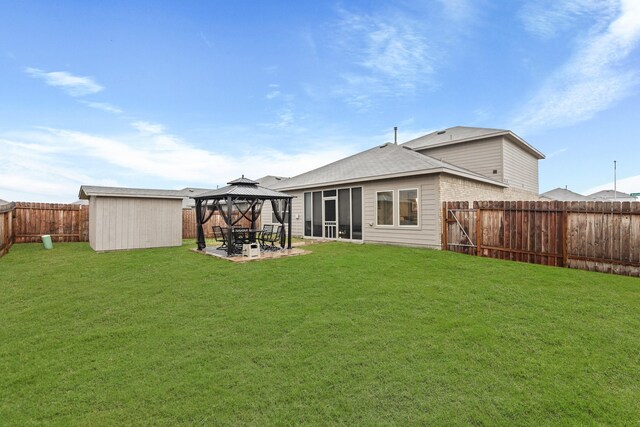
[614,160,617,202]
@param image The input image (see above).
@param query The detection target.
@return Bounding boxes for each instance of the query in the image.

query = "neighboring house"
[541,187,593,201]
[178,187,213,208]
[262,126,545,249]
[588,190,637,202]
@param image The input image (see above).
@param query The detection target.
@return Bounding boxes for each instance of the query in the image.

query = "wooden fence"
[0,202,16,257]
[0,202,251,256]
[13,202,89,243]
[443,201,640,277]
[182,209,251,239]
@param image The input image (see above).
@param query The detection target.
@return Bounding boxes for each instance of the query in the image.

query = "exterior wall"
[439,174,541,205]
[278,174,441,248]
[502,138,539,193]
[90,196,182,251]
[261,196,304,237]
[417,136,504,182]
[363,175,440,248]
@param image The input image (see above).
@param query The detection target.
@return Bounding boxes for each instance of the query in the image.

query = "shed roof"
[402,126,545,159]
[0,199,15,214]
[79,185,186,200]
[540,188,593,201]
[272,142,506,191]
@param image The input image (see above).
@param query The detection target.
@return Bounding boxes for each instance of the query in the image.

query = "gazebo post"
[250,203,256,232]
[195,199,206,251]
[287,198,292,249]
[226,195,234,257]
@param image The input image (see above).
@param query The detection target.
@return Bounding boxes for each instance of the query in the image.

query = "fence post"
[442,204,448,251]
[562,207,568,267]
[475,203,482,256]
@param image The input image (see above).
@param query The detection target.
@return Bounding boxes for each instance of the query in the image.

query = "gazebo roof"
[192,176,293,200]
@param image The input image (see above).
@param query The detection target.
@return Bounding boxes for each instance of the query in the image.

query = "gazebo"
[192,176,294,256]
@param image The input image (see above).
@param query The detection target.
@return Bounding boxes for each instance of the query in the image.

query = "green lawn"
[1,241,639,425]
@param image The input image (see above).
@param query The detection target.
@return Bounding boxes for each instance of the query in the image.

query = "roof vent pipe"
[394,126,398,145]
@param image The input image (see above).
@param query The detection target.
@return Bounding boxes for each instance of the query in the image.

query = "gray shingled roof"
[402,126,545,159]
[193,177,293,200]
[0,199,14,214]
[588,190,637,201]
[540,188,593,201]
[272,142,506,191]
[256,175,289,189]
[79,185,186,200]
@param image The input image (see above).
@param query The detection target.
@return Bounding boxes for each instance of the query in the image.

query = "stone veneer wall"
[439,174,541,204]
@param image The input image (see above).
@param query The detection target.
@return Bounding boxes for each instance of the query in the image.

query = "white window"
[399,189,419,226]
[376,191,394,226]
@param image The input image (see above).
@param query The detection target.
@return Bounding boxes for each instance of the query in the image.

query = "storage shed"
[79,185,184,251]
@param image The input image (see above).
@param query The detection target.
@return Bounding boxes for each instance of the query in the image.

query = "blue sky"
[1,0,639,202]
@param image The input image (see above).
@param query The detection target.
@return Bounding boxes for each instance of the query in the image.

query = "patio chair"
[261,225,283,251]
[257,224,274,250]
[212,225,228,250]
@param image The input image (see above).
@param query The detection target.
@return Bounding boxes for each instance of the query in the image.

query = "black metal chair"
[257,224,273,250]
[261,225,283,251]
[212,225,228,250]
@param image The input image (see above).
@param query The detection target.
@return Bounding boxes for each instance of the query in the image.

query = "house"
[541,188,638,202]
[541,187,593,201]
[588,190,637,202]
[262,126,544,249]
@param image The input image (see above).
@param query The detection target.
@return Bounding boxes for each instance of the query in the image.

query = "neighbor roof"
[402,126,545,159]
[588,190,637,201]
[272,142,507,191]
[540,188,593,201]
[79,185,186,200]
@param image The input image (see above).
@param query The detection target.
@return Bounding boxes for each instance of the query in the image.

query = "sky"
[1,0,639,203]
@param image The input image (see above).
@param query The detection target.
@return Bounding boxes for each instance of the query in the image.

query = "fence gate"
[443,202,478,255]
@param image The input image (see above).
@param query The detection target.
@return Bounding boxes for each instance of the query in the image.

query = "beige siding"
[283,176,440,248]
[261,195,304,237]
[363,175,440,248]
[89,196,182,251]
[418,136,504,182]
[502,138,539,193]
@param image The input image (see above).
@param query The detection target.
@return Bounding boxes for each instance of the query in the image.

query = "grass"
[1,241,639,425]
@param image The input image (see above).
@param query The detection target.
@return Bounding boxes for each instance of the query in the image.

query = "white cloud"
[24,67,103,96]
[79,101,122,114]
[584,174,640,194]
[520,0,617,39]
[131,121,166,134]
[513,0,640,132]
[0,127,360,202]
[332,8,437,109]
[266,90,281,99]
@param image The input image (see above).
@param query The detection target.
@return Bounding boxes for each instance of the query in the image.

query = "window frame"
[398,188,420,228]
[376,190,395,227]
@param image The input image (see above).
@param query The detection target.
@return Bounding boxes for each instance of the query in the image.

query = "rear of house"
[263,126,544,249]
